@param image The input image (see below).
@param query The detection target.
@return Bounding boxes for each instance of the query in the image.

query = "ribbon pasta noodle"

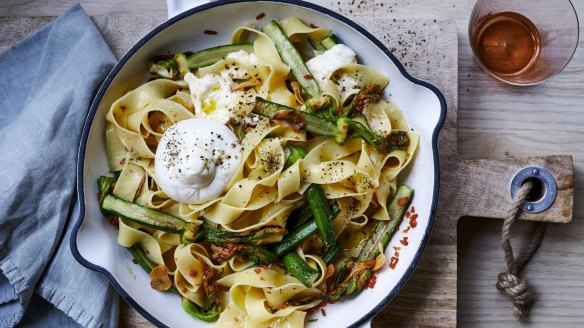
[99,16,419,328]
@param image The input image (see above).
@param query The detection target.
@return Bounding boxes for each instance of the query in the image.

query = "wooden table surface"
[2,1,583,327]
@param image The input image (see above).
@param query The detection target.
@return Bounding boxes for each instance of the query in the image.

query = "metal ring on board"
[510,167,557,214]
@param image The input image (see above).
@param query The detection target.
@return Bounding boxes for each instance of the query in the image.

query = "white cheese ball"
[154,119,241,203]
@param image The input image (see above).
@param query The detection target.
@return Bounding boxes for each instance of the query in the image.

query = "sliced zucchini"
[387,185,414,224]
[321,34,341,50]
[357,185,414,262]
[254,97,346,142]
[262,20,321,99]
[184,43,254,69]
[127,246,155,273]
[283,252,319,287]
[254,96,292,118]
[308,37,326,51]
[101,194,195,234]
[194,223,285,244]
[150,43,254,78]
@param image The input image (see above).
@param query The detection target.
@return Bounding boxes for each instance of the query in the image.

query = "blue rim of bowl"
[70,0,447,327]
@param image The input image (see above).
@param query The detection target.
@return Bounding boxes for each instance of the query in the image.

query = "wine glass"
[469,0,579,85]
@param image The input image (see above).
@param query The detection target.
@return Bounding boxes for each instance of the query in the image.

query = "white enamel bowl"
[71,1,446,327]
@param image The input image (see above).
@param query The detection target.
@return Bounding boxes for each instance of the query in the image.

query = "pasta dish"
[97,17,418,327]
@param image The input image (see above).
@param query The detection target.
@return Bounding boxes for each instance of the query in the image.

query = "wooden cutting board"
[362,18,573,328]
[0,14,572,327]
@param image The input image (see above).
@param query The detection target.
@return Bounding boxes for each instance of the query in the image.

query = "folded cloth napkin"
[0,4,119,328]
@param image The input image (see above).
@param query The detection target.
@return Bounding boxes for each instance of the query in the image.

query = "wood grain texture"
[2,0,583,327]
[0,0,166,16]
[457,157,573,223]
[363,19,460,328]
[0,15,165,55]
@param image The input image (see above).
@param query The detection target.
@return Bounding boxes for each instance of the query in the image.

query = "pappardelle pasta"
[98,17,418,327]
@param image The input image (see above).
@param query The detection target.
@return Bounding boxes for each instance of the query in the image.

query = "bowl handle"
[167,0,213,18]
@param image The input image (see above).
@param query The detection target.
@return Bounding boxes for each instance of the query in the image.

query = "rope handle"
[497,180,546,322]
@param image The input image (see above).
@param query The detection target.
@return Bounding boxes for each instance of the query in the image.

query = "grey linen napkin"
[0,4,119,328]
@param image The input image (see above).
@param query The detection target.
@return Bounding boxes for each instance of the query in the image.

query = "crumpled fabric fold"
[0,4,119,328]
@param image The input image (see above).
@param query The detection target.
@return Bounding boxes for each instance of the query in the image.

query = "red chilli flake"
[320,309,327,317]
[400,237,409,246]
[131,258,138,264]
[409,213,419,228]
[389,256,399,269]
[256,12,266,20]
[189,269,198,277]
[397,197,409,206]
[204,30,218,35]
[254,267,262,274]
[405,211,411,218]
[309,23,319,28]
[106,214,119,226]
[304,74,314,79]
[403,226,411,233]
[411,206,416,213]
[365,274,377,289]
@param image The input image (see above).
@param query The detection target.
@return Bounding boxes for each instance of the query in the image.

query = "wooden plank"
[458,216,584,328]
[0,16,54,52]
[0,16,165,56]
[91,16,164,59]
[453,156,573,223]
[0,0,166,16]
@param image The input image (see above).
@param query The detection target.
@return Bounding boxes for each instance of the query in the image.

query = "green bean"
[286,144,308,168]
[286,205,314,231]
[274,221,318,257]
[127,246,154,273]
[288,202,340,232]
[182,297,221,322]
[305,184,335,246]
[127,246,180,295]
[323,244,341,265]
[274,203,341,256]
[242,244,279,265]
